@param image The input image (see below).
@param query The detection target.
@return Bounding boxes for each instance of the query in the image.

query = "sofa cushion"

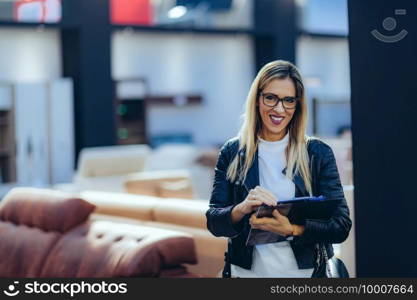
[0,221,60,277]
[157,180,194,199]
[124,169,193,199]
[40,220,197,277]
[152,199,208,229]
[0,188,95,233]
[88,214,226,278]
[142,220,227,277]
[77,144,150,177]
[159,266,200,278]
[80,191,159,221]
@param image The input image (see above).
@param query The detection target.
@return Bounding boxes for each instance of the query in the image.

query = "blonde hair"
[226,60,313,196]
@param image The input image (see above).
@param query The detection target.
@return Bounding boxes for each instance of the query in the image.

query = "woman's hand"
[249,209,301,236]
[231,186,276,224]
[237,186,276,214]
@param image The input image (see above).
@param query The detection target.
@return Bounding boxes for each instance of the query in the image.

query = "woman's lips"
[269,114,284,125]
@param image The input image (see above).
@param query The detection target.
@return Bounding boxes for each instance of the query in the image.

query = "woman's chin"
[263,126,286,138]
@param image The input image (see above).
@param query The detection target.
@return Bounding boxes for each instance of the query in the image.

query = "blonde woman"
[206,60,352,278]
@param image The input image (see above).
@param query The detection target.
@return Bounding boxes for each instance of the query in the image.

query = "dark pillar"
[348,0,417,276]
[61,0,115,161]
[254,0,297,71]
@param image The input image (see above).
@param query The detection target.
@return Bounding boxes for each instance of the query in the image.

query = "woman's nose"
[274,101,285,113]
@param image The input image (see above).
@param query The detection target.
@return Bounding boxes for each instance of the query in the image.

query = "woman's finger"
[257,186,276,199]
[272,209,282,218]
[256,186,277,200]
[250,214,262,224]
[251,216,273,225]
[254,190,276,206]
[260,189,277,204]
[247,187,276,207]
[246,200,262,212]
[254,186,276,200]
[251,223,268,231]
[248,199,262,206]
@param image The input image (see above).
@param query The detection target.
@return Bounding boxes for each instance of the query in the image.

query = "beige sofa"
[80,191,227,277]
[55,143,215,200]
[124,169,194,199]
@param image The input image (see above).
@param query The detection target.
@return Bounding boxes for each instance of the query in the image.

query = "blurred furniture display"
[195,148,219,168]
[0,80,74,188]
[145,143,200,170]
[114,78,148,145]
[0,188,198,278]
[149,133,193,148]
[14,82,49,187]
[143,143,215,199]
[312,98,351,138]
[125,169,194,199]
[320,137,353,185]
[114,78,203,147]
[56,142,216,199]
[80,190,227,278]
[0,84,16,184]
[70,144,151,193]
[47,79,75,185]
[146,94,202,106]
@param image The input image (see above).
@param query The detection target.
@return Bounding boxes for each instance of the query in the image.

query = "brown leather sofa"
[80,191,227,277]
[0,188,198,278]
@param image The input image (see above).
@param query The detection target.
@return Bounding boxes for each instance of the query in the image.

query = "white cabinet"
[14,83,49,186]
[48,79,74,184]
[13,79,74,187]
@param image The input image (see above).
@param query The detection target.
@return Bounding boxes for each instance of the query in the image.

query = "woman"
[206,60,352,278]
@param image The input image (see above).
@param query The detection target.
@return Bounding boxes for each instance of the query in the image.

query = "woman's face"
[258,78,297,141]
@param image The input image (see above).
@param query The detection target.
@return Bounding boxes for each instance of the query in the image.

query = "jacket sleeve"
[205,141,244,238]
[293,144,352,245]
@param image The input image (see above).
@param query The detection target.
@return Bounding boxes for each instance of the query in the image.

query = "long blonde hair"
[226,60,313,196]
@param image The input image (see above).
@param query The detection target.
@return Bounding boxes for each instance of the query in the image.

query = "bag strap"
[222,251,231,278]
[311,243,332,278]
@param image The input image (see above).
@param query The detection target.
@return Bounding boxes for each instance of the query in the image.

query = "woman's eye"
[284,97,295,103]
[266,95,275,100]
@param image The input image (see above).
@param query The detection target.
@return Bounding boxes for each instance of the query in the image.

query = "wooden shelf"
[146,95,203,106]
[298,29,348,39]
[112,24,254,36]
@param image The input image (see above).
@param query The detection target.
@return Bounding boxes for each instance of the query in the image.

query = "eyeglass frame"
[258,90,299,110]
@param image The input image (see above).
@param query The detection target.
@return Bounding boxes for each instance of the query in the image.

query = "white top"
[230,133,314,277]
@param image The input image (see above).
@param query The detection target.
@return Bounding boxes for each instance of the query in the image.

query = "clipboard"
[245,195,326,246]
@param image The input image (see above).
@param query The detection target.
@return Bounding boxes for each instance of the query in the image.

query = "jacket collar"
[241,148,307,196]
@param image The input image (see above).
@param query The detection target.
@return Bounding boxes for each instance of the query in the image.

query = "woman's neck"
[259,129,287,142]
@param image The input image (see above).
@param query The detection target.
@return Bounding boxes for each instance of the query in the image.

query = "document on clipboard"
[245,195,327,246]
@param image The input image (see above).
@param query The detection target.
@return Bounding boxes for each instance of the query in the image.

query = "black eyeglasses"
[260,92,298,110]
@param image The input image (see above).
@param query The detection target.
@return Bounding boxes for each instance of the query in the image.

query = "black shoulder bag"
[311,243,349,278]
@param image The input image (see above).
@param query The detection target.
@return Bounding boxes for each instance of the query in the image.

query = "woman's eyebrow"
[263,91,296,98]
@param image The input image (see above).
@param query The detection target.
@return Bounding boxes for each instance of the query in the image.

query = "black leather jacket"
[205,137,352,276]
